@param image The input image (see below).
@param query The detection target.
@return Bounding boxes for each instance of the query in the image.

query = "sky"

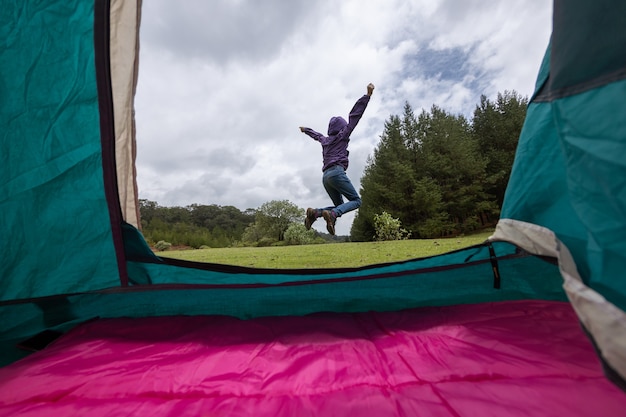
[134,0,553,236]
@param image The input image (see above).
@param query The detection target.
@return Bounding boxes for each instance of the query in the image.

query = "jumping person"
[299,83,375,235]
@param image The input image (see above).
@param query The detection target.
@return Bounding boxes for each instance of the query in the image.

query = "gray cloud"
[140,0,319,63]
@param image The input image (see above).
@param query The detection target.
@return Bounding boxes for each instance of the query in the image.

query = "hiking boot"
[305,208,318,230]
[322,210,337,235]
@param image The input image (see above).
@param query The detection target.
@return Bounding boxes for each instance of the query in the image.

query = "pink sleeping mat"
[1,300,624,416]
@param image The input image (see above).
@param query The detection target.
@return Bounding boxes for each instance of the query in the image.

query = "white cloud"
[135,0,553,236]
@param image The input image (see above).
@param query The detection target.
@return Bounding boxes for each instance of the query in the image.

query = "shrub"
[154,240,172,251]
[373,212,411,241]
[284,223,316,245]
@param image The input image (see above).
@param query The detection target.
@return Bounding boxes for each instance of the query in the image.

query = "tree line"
[139,200,255,248]
[139,90,527,247]
[139,199,341,249]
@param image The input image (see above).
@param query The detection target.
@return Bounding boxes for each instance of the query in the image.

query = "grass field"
[158,229,495,268]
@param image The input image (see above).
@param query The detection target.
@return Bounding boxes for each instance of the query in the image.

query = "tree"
[188,204,254,238]
[410,177,451,237]
[415,105,496,235]
[138,199,158,230]
[188,204,221,229]
[472,91,528,208]
[352,113,416,240]
[255,200,304,241]
[241,222,264,246]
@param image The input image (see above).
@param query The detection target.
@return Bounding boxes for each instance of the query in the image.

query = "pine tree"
[472,91,528,209]
[352,114,415,240]
[417,105,496,234]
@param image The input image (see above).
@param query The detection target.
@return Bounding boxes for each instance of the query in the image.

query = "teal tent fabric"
[0,1,121,301]
[497,0,626,384]
[501,0,626,311]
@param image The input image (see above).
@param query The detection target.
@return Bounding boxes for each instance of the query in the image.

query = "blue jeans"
[321,165,362,217]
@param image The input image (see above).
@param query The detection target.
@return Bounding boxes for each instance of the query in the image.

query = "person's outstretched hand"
[367,83,375,96]
[299,126,306,132]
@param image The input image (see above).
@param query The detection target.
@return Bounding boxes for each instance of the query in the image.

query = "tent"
[1,0,624,415]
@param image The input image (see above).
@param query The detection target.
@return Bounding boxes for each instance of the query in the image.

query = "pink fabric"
[0,300,624,416]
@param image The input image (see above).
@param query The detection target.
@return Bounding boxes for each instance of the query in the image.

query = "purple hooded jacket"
[302,94,371,171]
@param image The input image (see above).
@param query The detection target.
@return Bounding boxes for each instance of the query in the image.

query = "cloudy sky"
[134,0,553,236]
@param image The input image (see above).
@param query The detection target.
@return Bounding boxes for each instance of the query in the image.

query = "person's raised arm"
[300,126,324,141]
[343,83,375,137]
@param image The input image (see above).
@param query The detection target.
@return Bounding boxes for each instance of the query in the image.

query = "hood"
[327,116,347,135]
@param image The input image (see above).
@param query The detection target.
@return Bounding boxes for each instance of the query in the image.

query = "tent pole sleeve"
[94,0,130,287]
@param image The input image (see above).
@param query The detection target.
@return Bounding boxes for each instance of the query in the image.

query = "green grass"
[158,229,495,269]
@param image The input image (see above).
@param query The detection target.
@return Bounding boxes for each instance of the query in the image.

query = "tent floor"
[1,300,624,416]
